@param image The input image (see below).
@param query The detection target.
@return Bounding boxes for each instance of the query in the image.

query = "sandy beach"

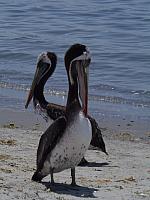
[0,109,150,200]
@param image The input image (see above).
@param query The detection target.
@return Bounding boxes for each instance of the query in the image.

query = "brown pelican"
[31,44,92,185]
[25,52,107,163]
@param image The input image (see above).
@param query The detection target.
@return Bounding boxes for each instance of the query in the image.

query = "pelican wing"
[46,103,66,120]
[36,116,67,171]
[88,116,107,154]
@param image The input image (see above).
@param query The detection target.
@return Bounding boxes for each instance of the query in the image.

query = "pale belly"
[42,112,92,174]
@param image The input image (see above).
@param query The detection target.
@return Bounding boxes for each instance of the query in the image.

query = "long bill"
[76,59,90,116]
[25,67,41,109]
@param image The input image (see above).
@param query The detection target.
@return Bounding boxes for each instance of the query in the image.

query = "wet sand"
[0,109,150,199]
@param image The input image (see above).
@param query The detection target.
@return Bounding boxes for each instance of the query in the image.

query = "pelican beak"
[25,67,41,109]
[76,58,91,115]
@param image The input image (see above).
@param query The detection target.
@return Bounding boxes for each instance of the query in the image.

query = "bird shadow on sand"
[41,182,98,198]
[79,161,109,168]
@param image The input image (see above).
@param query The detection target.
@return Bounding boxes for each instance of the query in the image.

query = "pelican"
[25,52,107,163]
[30,44,92,185]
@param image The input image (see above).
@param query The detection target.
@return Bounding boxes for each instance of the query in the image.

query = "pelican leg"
[71,168,76,186]
[50,168,55,185]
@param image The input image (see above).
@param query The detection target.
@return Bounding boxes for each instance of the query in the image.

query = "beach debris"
[95,179,112,185]
[114,185,124,190]
[135,190,150,197]
[78,177,112,186]
[115,176,136,183]
[119,186,123,189]
[145,132,150,137]
[0,139,16,146]
[114,132,135,141]
[126,123,132,126]
[2,122,18,129]
[0,168,12,173]
[0,154,11,161]
[46,188,51,192]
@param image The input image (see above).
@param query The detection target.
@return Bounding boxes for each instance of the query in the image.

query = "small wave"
[0,81,28,91]
[89,94,150,108]
[0,51,33,61]
[0,81,150,108]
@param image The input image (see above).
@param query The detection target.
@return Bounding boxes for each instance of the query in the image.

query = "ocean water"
[0,0,150,122]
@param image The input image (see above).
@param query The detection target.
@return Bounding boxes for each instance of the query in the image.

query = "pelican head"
[25,52,57,109]
[65,44,91,115]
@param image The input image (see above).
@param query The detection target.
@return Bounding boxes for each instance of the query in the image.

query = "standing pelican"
[25,53,107,160]
[31,44,92,185]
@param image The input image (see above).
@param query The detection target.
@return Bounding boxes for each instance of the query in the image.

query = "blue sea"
[0,0,150,124]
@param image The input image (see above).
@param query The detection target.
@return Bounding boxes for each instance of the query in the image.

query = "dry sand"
[0,109,150,200]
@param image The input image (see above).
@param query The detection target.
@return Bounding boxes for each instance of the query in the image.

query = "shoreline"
[0,107,150,141]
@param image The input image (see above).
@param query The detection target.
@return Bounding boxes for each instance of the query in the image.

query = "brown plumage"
[25,46,107,167]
